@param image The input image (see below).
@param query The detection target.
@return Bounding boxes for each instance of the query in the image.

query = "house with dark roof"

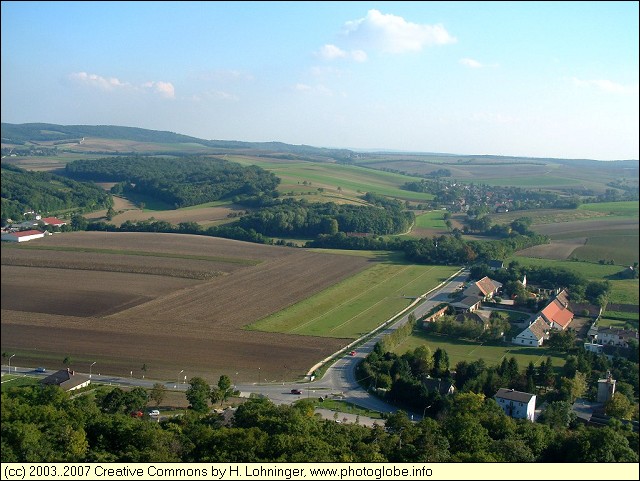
[513,316,551,347]
[40,369,90,391]
[596,327,639,348]
[487,260,504,271]
[450,296,482,313]
[494,388,536,421]
[423,377,455,396]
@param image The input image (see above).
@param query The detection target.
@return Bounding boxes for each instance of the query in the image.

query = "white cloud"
[142,81,175,99]
[70,72,175,98]
[572,77,639,95]
[343,9,456,53]
[460,58,482,68]
[69,72,129,90]
[317,44,368,62]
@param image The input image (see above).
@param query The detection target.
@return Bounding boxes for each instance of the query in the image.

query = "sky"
[1,1,638,160]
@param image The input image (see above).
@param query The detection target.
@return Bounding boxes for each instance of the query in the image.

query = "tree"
[149,383,167,407]
[605,392,634,420]
[185,377,211,413]
[211,374,238,406]
[538,401,576,429]
[558,372,586,403]
[63,356,72,367]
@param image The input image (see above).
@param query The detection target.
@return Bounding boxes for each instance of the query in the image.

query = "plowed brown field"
[1,232,370,383]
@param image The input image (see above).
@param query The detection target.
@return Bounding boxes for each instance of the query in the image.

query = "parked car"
[130,410,143,418]
[290,389,302,395]
[148,409,160,417]
[349,350,357,356]
[35,367,46,373]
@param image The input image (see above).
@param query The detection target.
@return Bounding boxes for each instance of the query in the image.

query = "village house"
[41,216,67,228]
[513,316,551,347]
[596,327,639,348]
[462,276,502,301]
[450,296,483,313]
[494,388,536,421]
[539,290,574,330]
[40,368,91,392]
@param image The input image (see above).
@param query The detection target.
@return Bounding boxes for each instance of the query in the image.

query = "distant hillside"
[0,123,355,162]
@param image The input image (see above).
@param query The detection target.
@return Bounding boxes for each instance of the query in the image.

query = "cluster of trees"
[3,383,637,463]
[65,156,280,208]
[238,197,414,237]
[1,164,112,225]
[426,311,511,341]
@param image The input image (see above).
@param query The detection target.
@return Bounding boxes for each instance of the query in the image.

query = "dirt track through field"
[1,232,370,383]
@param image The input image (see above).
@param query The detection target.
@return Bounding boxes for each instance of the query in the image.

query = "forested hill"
[0,123,355,161]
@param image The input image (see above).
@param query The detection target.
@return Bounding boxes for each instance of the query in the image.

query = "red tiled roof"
[13,230,44,237]
[541,299,574,328]
[41,217,65,225]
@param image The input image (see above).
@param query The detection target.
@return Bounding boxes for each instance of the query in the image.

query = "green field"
[226,155,435,202]
[1,375,41,392]
[395,332,566,369]
[572,234,639,266]
[598,318,639,330]
[247,261,460,338]
[415,210,447,229]
[479,176,582,188]
[578,201,639,216]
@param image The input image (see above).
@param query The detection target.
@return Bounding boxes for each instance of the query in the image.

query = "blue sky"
[1,1,638,160]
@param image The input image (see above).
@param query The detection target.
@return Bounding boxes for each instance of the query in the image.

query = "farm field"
[1,232,372,384]
[225,155,435,202]
[248,263,460,338]
[394,332,567,369]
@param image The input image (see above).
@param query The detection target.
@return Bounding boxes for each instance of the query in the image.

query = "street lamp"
[178,369,184,385]
[8,354,16,373]
[90,361,96,379]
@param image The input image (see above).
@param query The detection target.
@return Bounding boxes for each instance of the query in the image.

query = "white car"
[148,409,160,417]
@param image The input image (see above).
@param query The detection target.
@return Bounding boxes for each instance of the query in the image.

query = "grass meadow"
[247,261,459,339]
[394,331,566,369]
[415,210,447,229]
[226,155,435,202]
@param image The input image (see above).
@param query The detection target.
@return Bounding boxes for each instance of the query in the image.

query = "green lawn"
[572,234,639,266]
[247,263,460,338]
[395,332,566,369]
[578,201,639,216]
[598,318,639,330]
[415,210,447,229]
[1,375,41,392]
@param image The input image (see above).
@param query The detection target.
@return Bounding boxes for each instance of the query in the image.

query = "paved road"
[2,268,469,417]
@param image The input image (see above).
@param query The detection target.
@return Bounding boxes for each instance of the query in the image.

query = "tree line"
[1,164,112,225]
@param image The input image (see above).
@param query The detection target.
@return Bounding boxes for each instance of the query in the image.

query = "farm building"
[539,291,574,330]
[450,296,482,313]
[513,316,551,346]
[41,216,67,227]
[494,388,536,422]
[1,230,45,242]
[463,276,502,300]
[40,368,90,391]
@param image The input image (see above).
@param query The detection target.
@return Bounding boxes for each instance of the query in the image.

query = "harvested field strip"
[1,257,224,280]
[248,264,459,339]
[5,244,261,265]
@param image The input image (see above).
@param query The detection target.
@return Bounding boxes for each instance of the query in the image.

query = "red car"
[349,351,357,356]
